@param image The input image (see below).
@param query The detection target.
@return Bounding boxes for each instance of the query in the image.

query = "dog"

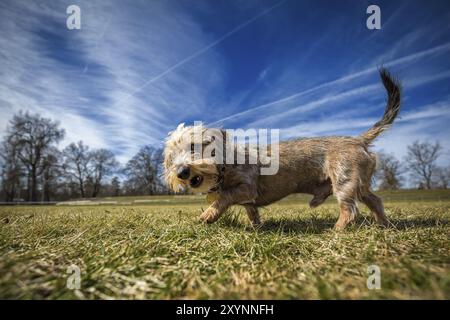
[163,68,401,230]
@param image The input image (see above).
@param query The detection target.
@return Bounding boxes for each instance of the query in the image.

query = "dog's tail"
[360,68,401,145]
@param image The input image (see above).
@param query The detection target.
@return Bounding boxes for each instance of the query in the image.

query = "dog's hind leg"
[244,205,261,226]
[361,191,389,227]
[359,152,389,227]
[331,174,360,230]
[334,198,359,230]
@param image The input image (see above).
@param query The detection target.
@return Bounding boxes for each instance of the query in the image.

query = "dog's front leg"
[199,200,226,224]
[200,184,257,224]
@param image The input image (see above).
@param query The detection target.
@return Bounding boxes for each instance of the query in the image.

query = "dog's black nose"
[177,166,190,180]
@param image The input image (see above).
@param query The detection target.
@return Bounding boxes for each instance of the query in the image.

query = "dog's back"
[255,69,401,228]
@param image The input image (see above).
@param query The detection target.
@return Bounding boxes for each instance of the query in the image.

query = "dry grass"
[0,190,449,299]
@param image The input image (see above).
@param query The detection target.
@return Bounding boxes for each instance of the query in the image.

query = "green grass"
[0,190,449,299]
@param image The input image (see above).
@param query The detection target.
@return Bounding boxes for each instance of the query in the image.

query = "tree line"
[0,111,449,202]
[0,112,167,202]
[375,141,449,190]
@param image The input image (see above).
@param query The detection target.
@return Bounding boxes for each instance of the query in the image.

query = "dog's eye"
[211,149,215,157]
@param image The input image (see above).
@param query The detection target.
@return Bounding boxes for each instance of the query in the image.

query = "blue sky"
[1,0,449,165]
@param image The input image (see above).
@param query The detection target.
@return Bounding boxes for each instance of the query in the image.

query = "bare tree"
[406,141,442,189]
[0,139,23,201]
[5,112,65,201]
[433,166,450,189]
[110,176,121,197]
[40,147,62,201]
[89,149,119,197]
[123,146,164,195]
[62,141,91,198]
[376,152,403,190]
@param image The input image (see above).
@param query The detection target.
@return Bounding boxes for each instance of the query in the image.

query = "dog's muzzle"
[177,166,190,180]
[176,166,204,188]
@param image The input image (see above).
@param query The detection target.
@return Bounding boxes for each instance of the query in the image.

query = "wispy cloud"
[0,0,290,163]
[209,42,450,127]
[111,0,287,109]
[1,0,449,169]
[249,68,450,129]
[0,0,228,161]
[281,99,450,138]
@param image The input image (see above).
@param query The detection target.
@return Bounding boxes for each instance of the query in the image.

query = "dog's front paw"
[199,206,220,224]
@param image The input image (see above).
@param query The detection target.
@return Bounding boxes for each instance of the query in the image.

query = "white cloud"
[209,42,450,127]
[1,0,449,172]
[0,0,289,163]
[0,0,228,162]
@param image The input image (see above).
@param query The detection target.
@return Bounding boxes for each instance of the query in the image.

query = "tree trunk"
[43,175,50,202]
[5,188,14,202]
[426,177,432,189]
[31,167,38,202]
[27,172,32,201]
[79,179,85,198]
[92,184,98,198]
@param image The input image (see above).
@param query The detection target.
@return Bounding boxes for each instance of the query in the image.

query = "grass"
[0,190,449,299]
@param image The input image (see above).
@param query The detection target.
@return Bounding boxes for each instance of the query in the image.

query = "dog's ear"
[168,123,184,136]
[163,148,172,171]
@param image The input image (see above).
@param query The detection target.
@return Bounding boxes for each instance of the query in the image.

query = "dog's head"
[163,123,226,193]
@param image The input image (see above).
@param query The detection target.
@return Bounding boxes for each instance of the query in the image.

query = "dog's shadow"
[257,217,335,234]
[219,213,448,235]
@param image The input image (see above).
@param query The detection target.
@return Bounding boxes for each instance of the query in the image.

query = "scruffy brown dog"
[163,68,401,230]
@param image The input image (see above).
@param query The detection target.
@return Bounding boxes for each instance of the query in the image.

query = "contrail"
[247,69,450,128]
[113,0,287,107]
[208,42,450,126]
[82,16,111,74]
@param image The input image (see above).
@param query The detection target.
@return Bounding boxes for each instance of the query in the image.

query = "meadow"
[0,190,449,299]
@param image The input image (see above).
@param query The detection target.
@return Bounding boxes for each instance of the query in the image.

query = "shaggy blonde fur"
[163,68,401,230]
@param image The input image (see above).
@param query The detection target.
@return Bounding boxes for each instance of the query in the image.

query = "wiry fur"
[163,68,401,229]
